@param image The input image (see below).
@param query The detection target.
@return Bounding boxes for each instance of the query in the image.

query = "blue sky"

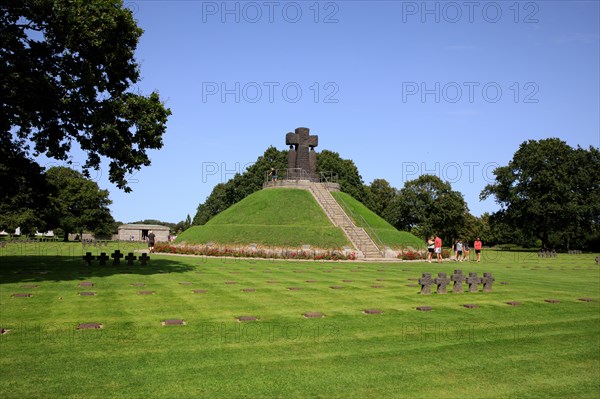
[46,1,600,223]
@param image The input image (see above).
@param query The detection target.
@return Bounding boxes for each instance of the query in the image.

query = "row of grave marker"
[418,270,495,295]
[82,250,149,266]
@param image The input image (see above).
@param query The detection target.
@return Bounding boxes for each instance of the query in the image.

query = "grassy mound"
[176,189,350,248]
[332,191,424,249]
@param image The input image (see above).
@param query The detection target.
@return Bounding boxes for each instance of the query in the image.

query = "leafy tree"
[481,138,600,249]
[364,178,397,217]
[317,150,368,203]
[385,175,468,243]
[1,0,171,194]
[0,136,50,235]
[46,167,114,241]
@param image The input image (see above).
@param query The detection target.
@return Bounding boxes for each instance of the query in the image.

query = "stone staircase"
[309,183,383,259]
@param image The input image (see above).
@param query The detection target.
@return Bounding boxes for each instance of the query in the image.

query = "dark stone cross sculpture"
[434,272,450,294]
[286,127,318,179]
[481,272,495,292]
[97,252,109,266]
[418,273,434,295]
[111,250,124,266]
[82,252,95,266]
[139,253,150,266]
[125,253,137,266]
[451,269,466,293]
[466,272,481,293]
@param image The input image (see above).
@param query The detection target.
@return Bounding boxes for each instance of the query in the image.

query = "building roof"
[118,224,170,231]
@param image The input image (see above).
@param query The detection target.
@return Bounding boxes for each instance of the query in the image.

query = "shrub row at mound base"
[155,243,357,260]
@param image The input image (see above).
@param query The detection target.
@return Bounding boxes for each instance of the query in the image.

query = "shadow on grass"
[0,253,196,285]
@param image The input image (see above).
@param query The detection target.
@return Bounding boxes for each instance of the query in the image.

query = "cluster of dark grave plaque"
[418,270,495,294]
[538,250,557,258]
[82,250,149,266]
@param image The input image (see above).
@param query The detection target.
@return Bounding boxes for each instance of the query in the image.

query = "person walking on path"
[147,230,156,254]
[456,239,464,262]
[427,236,435,263]
[474,238,482,262]
[434,235,443,263]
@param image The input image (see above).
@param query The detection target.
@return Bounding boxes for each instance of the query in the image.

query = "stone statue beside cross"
[286,127,318,180]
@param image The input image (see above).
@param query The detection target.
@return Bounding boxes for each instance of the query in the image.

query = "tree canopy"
[1,0,171,192]
[481,138,600,249]
[384,174,468,243]
[46,166,115,240]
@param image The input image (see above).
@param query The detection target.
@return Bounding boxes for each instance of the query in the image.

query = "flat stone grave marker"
[130,283,145,287]
[79,292,96,296]
[305,280,318,283]
[406,284,418,287]
[12,293,32,298]
[111,250,124,266]
[481,272,495,292]
[371,285,384,289]
[125,253,137,266]
[544,299,560,304]
[267,280,278,284]
[139,253,150,266]
[82,252,95,266]
[79,281,94,287]
[506,301,522,306]
[179,282,192,285]
[303,312,324,318]
[237,316,257,322]
[1,328,9,335]
[342,280,353,282]
[500,282,510,285]
[330,286,344,289]
[463,304,479,309]
[192,290,207,294]
[434,272,450,294]
[578,298,594,302]
[402,269,411,272]
[416,306,432,312]
[242,288,255,292]
[287,287,302,291]
[77,323,102,330]
[408,278,418,281]
[225,281,237,285]
[418,273,433,295]
[466,272,481,293]
[138,291,155,295]
[363,309,383,315]
[162,319,186,326]
[21,284,39,289]
[97,252,109,266]
[376,278,385,281]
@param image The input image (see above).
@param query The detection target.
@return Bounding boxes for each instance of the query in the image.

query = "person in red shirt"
[474,238,482,262]
[434,235,443,263]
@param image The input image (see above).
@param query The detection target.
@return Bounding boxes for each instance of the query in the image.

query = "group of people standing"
[426,236,482,263]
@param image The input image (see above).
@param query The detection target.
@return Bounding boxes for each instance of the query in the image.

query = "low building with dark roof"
[118,224,170,242]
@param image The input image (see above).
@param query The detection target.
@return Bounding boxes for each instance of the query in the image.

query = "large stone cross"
[286,127,318,178]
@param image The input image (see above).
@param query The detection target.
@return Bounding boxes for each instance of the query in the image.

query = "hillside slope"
[176,189,350,248]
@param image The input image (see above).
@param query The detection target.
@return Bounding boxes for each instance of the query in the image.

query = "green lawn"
[1,242,599,398]
[332,191,424,250]
[176,189,350,248]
